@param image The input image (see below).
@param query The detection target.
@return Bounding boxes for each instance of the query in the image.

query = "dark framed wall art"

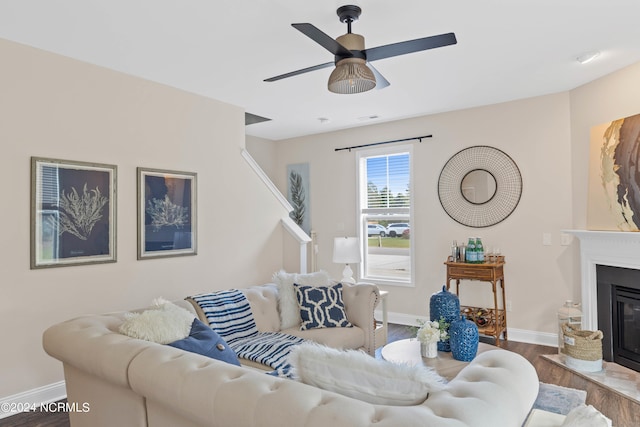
[137,167,197,260]
[31,157,117,269]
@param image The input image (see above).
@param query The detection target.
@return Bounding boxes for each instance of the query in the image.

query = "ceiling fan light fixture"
[328,58,376,94]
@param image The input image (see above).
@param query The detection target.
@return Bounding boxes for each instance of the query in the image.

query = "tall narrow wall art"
[287,163,311,235]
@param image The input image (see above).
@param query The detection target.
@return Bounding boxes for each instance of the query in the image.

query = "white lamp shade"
[333,237,361,264]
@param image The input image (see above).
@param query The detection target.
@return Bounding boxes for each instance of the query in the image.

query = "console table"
[444,257,507,346]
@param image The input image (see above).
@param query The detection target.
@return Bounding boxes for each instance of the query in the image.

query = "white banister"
[281,216,312,273]
[242,149,311,273]
[241,149,292,211]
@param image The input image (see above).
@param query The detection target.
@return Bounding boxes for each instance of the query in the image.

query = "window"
[357,145,413,285]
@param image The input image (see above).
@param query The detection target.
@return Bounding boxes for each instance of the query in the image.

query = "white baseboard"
[0,381,66,420]
[379,310,559,348]
[507,328,558,347]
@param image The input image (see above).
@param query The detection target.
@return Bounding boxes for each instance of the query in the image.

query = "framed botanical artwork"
[287,162,311,234]
[30,157,117,269]
[137,167,197,259]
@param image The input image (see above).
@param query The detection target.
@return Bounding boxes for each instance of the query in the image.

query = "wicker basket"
[561,323,603,361]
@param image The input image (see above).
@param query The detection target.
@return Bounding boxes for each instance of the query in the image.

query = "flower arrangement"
[416,317,449,344]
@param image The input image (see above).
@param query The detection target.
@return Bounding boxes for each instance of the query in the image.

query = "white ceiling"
[2,0,640,141]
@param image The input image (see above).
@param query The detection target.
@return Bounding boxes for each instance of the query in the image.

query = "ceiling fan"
[264,5,457,94]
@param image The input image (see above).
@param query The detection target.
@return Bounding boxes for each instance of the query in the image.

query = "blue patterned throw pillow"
[294,283,353,330]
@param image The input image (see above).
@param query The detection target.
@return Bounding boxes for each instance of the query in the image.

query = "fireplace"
[568,230,640,373]
[597,265,640,372]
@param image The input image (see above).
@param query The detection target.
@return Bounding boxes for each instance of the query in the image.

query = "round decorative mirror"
[438,146,522,228]
[461,169,497,204]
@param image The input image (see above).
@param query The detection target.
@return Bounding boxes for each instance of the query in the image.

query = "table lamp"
[333,237,361,284]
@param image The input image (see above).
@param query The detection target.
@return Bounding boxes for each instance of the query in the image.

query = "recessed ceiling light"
[357,115,380,121]
[576,50,600,64]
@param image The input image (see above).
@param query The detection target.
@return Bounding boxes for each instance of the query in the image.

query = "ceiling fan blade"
[367,63,390,89]
[364,32,457,62]
[264,61,334,82]
[292,23,353,57]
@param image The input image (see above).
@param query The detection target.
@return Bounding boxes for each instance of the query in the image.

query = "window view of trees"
[367,181,410,208]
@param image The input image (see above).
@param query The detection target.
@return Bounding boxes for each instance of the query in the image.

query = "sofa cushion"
[272,270,331,329]
[119,299,195,344]
[240,284,281,332]
[168,319,240,366]
[281,324,364,350]
[288,342,446,406]
[294,283,352,330]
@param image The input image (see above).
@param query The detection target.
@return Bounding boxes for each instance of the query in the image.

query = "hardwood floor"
[382,324,638,427]
[535,355,639,427]
[1,323,631,426]
[0,399,70,427]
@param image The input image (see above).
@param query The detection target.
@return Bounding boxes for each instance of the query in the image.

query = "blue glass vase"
[449,315,479,362]
[429,285,460,352]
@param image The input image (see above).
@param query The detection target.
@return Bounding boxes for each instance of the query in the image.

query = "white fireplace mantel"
[565,230,640,330]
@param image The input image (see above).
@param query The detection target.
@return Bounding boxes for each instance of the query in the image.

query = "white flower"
[416,320,448,344]
[414,317,450,344]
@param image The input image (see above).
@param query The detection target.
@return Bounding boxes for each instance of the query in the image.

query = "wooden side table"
[444,256,507,346]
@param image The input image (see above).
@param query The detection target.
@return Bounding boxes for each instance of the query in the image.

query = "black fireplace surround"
[597,264,640,372]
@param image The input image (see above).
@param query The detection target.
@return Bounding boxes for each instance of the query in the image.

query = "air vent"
[245,112,271,126]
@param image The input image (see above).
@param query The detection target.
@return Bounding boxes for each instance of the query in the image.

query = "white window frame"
[356,144,415,287]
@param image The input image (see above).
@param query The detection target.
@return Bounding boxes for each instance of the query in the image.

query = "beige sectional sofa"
[43,282,540,427]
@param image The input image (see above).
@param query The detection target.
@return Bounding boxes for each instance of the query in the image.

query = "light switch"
[542,233,552,246]
[561,233,572,246]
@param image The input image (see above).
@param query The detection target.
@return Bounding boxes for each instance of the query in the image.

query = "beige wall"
[274,93,575,339]
[0,39,288,399]
[246,135,278,179]
[569,61,640,230]
[268,60,640,343]
[3,32,639,401]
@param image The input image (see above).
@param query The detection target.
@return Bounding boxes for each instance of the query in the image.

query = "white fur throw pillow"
[288,342,446,406]
[119,298,196,344]
[272,270,331,329]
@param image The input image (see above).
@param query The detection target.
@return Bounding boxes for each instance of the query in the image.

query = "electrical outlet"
[542,233,552,246]
[506,300,512,312]
[560,233,572,246]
